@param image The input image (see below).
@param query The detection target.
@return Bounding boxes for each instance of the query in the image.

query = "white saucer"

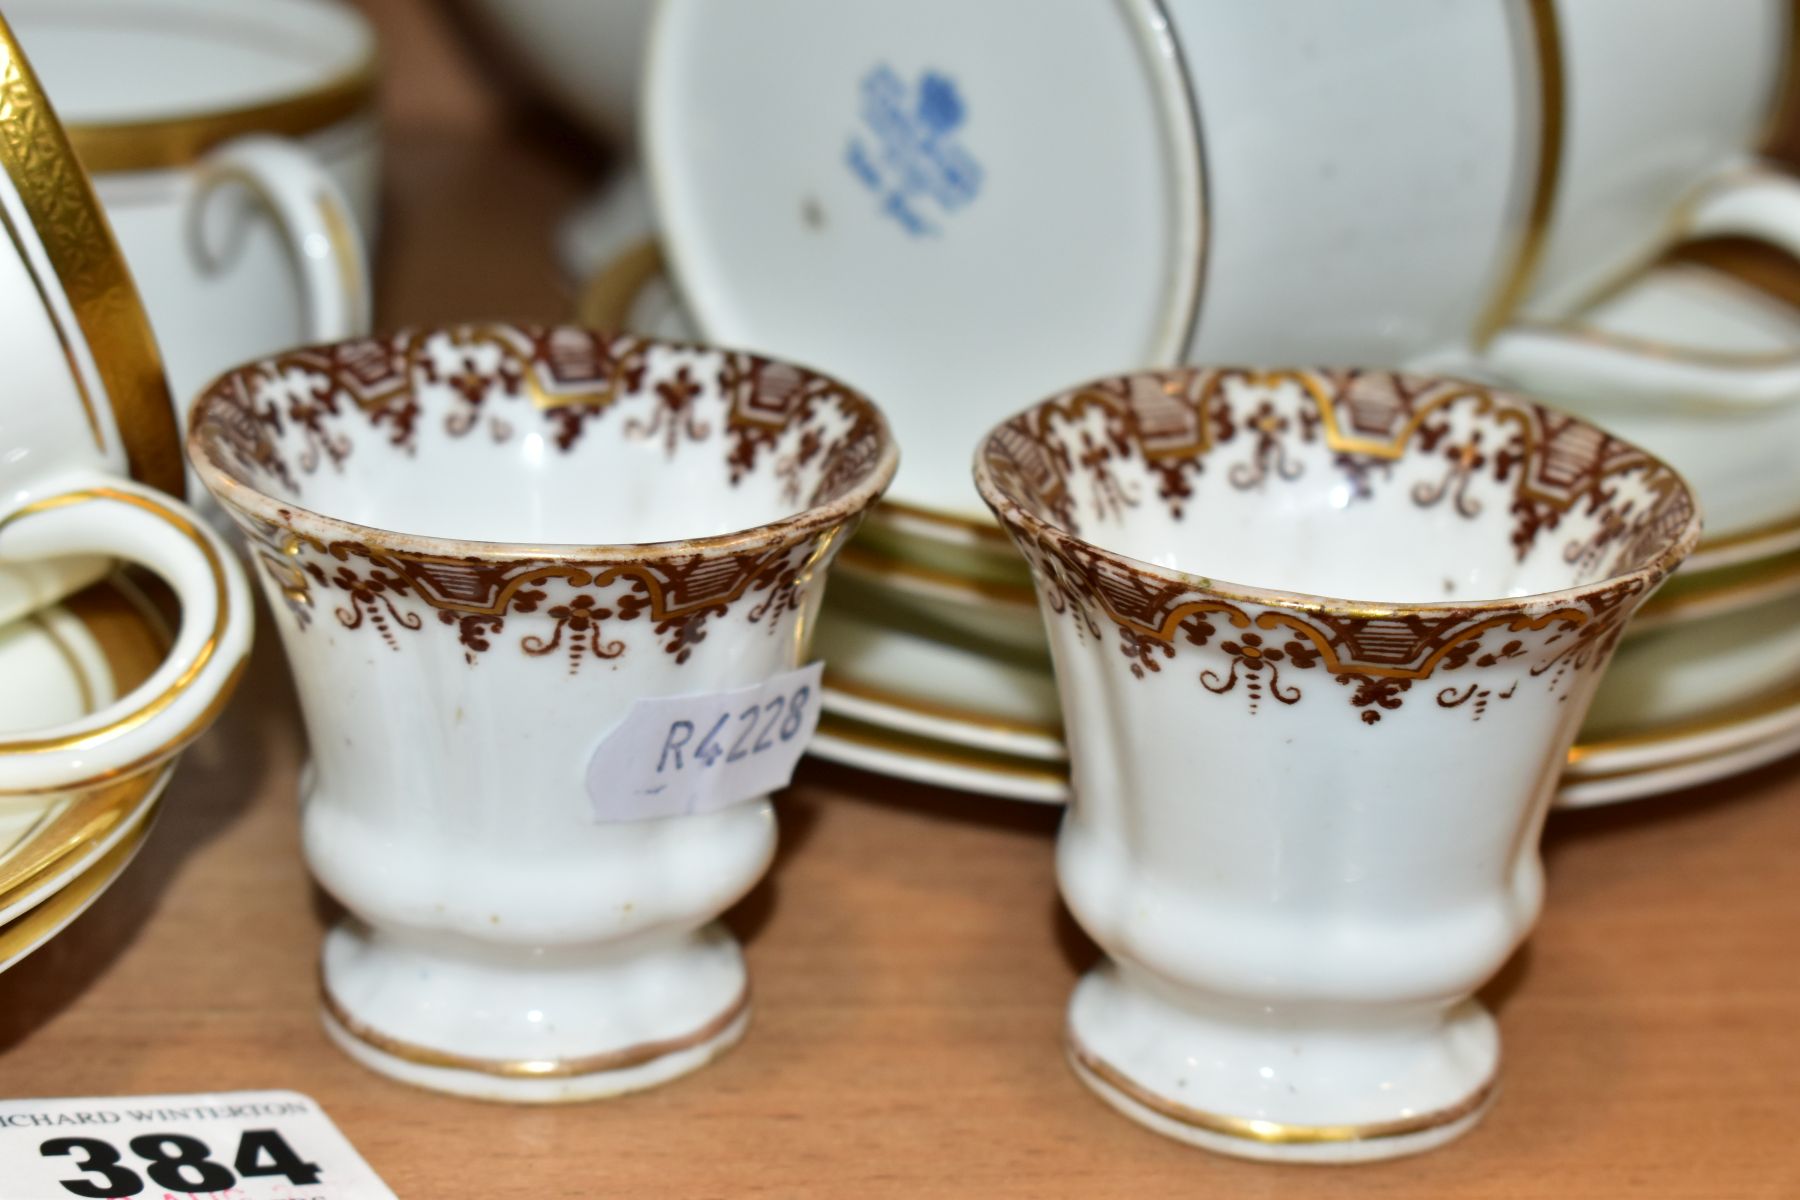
[0,577,176,957]
[0,799,161,974]
[1524,262,1800,565]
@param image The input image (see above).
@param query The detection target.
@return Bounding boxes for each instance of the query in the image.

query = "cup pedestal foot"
[1065,965,1499,1163]
[319,920,750,1103]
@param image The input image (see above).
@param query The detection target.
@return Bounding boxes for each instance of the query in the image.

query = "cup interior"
[188,325,894,549]
[976,369,1698,605]
[9,0,369,123]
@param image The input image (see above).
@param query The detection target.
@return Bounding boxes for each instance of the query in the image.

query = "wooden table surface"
[3,4,1799,1195]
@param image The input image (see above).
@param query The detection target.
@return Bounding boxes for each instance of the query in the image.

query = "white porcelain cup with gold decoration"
[7,0,377,412]
[0,19,252,795]
[1467,0,1800,409]
[189,323,897,1102]
[647,0,1797,534]
[975,369,1700,1162]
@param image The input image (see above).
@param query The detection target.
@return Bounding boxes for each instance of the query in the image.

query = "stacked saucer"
[582,240,1800,809]
[0,579,176,973]
[0,17,251,973]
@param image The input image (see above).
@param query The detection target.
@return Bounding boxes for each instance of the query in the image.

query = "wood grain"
[1,4,1797,1195]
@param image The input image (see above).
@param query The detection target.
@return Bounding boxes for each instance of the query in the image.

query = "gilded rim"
[0,577,173,915]
[974,370,1702,623]
[1472,0,1564,347]
[188,326,901,569]
[823,672,1064,741]
[0,489,236,784]
[1631,547,1800,631]
[1068,1036,1496,1147]
[1126,0,1206,370]
[1565,678,1800,770]
[835,543,1038,610]
[0,16,183,495]
[1688,510,1800,570]
[66,59,376,175]
[1561,715,1800,786]
[320,983,750,1080]
[813,711,1073,790]
[0,798,157,966]
[1507,260,1800,383]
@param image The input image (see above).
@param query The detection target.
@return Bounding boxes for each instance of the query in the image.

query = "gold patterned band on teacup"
[0,17,184,496]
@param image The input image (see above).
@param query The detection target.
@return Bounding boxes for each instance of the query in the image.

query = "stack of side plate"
[580,242,1800,810]
[0,577,175,973]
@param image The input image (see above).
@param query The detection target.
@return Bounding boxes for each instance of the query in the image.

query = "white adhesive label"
[585,662,823,823]
[0,1089,395,1198]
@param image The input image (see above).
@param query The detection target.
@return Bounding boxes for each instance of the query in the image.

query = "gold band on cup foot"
[1066,1036,1498,1164]
[320,984,751,1104]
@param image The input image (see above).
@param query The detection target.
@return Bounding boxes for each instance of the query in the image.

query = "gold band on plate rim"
[835,543,1039,610]
[0,798,157,965]
[1631,547,1800,631]
[1565,678,1800,768]
[814,710,1072,788]
[824,671,1063,741]
[321,983,750,1080]
[1688,510,1800,569]
[1473,0,1565,347]
[1069,1037,1495,1146]
[0,17,184,496]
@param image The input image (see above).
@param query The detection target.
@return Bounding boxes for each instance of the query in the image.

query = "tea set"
[0,0,1793,1168]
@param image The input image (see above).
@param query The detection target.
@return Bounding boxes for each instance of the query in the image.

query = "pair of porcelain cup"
[186,324,1700,1163]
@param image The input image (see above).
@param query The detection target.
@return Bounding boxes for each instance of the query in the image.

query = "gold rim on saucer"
[0,798,158,968]
[1565,678,1800,773]
[1068,1036,1496,1147]
[0,576,175,916]
[1685,510,1800,573]
[320,983,750,1081]
[810,710,1073,802]
[834,543,1039,611]
[0,17,183,496]
[1631,545,1800,632]
[1472,0,1564,347]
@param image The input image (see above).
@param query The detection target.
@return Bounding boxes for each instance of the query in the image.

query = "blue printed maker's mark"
[845,65,982,237]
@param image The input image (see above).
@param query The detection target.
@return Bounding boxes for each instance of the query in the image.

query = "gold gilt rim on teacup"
[15,0,379,174]
[973,367,1703,623]
[64,55,376,176]
[0,17,184,496]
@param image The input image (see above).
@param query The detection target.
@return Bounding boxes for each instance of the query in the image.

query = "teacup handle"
[1480,162,1800,410]
[0,475,252,793]
[190,133,372,341]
